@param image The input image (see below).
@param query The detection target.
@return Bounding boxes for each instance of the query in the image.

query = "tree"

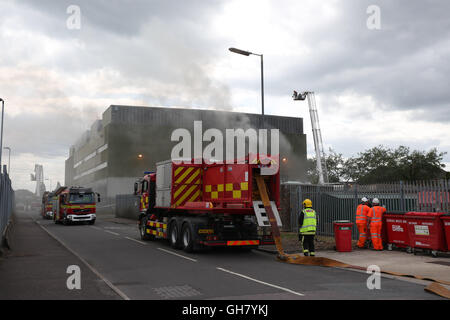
[307,149,345,184]
[307,145,448,184]
[343,145,447,184]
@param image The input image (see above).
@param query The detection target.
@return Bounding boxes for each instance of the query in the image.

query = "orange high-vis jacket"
[355,204,370,224]
[367,205,386,225]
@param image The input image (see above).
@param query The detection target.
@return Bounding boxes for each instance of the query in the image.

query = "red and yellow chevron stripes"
[226,240,260,246]
[172,166,203,207]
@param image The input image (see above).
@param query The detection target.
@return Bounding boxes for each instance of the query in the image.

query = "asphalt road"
[1,210,443,300]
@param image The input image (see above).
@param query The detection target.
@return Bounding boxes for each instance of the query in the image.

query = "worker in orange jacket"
[356,197,370,248]
[367,198,386,251]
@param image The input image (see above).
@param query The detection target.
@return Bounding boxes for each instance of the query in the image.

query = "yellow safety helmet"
[302,199,312,208]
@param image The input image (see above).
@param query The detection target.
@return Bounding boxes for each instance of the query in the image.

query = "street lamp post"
[229,48,264,116]
[3,147,10,174]
[0,98,4,172]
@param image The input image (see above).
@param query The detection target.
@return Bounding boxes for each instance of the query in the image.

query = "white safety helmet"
[361,197,368,203]
[372,198,380,205]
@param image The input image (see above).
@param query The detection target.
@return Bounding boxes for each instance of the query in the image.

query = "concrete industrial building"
[65,105,307,208]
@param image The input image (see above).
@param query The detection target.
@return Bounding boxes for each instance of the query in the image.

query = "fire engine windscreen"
[69,193,95,204]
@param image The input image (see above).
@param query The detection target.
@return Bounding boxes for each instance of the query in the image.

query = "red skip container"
[333,220,354,252]
[441,214,450,252]
[405,212,447,256]
[384,212,410,250]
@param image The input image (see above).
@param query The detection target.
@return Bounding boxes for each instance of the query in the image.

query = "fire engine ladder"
[252,201,282,227]
[254,176,285,254]
[306,92,329,184]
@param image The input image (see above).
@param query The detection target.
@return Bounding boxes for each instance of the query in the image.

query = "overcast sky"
[1,0,449,191]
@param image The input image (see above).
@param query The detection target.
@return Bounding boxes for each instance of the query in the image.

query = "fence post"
[296,185,301,233]
[400,180,405,212]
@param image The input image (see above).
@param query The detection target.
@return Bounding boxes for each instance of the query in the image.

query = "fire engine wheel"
[181,224,194,253]
[139,217,154,241]
[169,222,181,249]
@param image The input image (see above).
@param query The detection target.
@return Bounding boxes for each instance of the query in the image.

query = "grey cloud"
[266,0,450,120]
[16,0,223,37]
[6,0,232,109]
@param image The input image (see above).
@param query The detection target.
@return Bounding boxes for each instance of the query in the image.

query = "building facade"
[65,105,308,207]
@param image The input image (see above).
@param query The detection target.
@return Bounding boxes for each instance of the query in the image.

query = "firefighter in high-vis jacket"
[299,199,317,256]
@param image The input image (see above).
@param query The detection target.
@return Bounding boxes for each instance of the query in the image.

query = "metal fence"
[280,179,450,239]
[1,168,15,246]
[115,194,140,220]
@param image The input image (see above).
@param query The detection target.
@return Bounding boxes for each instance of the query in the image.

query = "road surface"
[0,210,442,300]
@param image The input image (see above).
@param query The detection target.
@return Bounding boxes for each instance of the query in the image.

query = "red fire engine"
[41,191,54,219]
[52,186,100,225]
[135,154,282,252]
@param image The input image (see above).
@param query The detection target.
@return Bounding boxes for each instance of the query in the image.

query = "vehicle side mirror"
[96,193,101,203]
[134,182,138,195]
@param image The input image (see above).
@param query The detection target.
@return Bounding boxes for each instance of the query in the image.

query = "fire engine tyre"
[139,217,154,241]
[181,223,195,253]
[431,250,438,258]
[169,221,181,249]
[387,244,393,251]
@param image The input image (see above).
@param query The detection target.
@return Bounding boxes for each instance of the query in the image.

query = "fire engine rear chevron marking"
[174,167,201,185]
[175,167,194,184]
[227,240,260,246]
[173,184,188,199]
[171,166,203,207]
[174,185,200,207]
[185,168,201,184]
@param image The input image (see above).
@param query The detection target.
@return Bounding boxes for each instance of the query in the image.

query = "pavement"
[258,241,450,286]
[0,210,445,300]
[0,211,120,300]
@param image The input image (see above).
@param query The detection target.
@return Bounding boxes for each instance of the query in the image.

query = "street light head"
[229,47,251,56]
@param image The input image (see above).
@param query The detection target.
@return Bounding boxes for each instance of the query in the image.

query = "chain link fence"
[1,168,15,248]
[280,179,450,239]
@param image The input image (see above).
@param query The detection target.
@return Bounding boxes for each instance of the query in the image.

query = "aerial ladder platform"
[293,91,329,185]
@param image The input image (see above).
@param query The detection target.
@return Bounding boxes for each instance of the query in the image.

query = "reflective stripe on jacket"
[355,204,370,224]
[367,206,386,225]
[299,208,317,235]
